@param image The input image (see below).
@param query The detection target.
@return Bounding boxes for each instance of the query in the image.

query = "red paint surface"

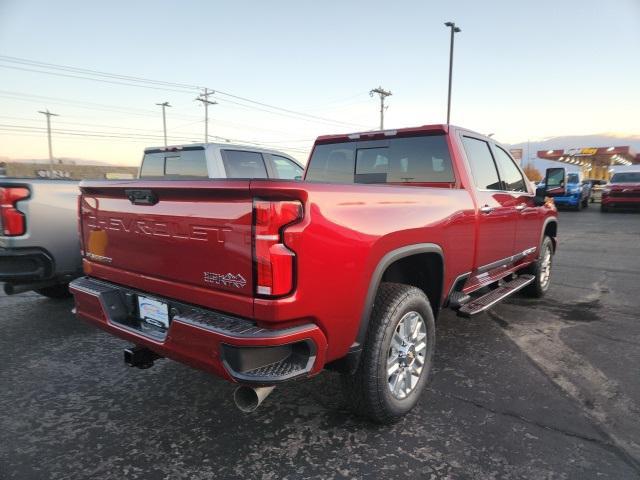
[72,125,558,380]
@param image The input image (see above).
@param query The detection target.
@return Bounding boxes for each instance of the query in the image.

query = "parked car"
[584,179,607,203]
[0,144,303,297]
[70,125,562,423]
[0,179,82,297]
[601,170,640,212]
[539,172,590,210]
[139,143,304,180]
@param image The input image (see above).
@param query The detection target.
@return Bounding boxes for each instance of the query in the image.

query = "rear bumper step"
[70,276,327,384]
[457,274,534,317]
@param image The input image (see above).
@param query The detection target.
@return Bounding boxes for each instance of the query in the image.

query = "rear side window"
[272,155,303,180]
[140,148,208,179]
[305,144,356,183]
[462,137,501,190]
[493,146,527,192]
[306,135,454,184]
[221,150,268,179]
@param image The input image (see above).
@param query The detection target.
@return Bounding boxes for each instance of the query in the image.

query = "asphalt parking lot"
[1,207,639,480]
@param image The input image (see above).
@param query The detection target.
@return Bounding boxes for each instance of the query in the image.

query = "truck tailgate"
[79,180,254,315]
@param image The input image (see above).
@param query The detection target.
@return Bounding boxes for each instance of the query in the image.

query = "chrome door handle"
[515,204,526,211]
[479,205,493,214]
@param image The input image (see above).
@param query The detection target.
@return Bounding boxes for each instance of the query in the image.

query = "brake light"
[253,200,303,297]
[0,187,29,236]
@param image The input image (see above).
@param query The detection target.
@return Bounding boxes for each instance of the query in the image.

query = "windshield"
[305,135,454,184]
[567,173,580,184]
[610,172,640,183]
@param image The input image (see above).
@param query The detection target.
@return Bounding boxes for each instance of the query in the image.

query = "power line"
[0,123,311,154]
[0,55,370,128]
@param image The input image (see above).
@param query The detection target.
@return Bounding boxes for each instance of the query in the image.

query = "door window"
[221,150,268,179]
[461,137,501,190]
[272,155,303,179]
[493,146,527,192]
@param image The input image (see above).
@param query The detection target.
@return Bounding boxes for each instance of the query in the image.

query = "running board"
[457,275,535,318]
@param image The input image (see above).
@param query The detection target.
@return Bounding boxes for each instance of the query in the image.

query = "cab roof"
[314,124,451,144]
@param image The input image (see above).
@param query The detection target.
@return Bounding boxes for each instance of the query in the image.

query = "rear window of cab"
[305,135,454,184]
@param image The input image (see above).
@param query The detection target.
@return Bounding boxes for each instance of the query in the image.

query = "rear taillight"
[0,187,29,236]
[253,200,303,297]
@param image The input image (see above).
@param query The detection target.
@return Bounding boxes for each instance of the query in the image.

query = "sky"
[0,0,639,166]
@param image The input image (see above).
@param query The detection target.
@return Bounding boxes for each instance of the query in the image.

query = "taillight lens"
[0,187,29,236]
[254,200,303,297]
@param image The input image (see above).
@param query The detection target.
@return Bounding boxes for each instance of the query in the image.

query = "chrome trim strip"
[476,247,537,274]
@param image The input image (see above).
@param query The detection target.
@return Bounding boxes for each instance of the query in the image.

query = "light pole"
[38,109,59,177]
[156,101,171,147]
[444,21,461,126]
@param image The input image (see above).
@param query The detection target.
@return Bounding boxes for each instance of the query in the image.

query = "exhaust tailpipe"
[233,385,275,412]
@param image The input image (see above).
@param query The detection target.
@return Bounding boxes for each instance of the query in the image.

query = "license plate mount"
[137,295,169,329]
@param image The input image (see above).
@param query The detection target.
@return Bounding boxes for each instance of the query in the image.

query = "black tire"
[35,284,71,299]
[341,282,436,424]
[582,198,589,209]
[521,236,554,298]
[601,204,609,213]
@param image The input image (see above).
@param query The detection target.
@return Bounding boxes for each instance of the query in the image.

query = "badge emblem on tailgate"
[203,272,247,288]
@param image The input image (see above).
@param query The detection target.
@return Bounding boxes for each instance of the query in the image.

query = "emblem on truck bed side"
[203,272,247,288]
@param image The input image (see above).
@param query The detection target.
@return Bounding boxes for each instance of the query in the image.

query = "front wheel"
[521,236,554,298]
[341,283,436,424]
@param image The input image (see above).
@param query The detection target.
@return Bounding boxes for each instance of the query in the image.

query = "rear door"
[460,135,519,273]
[80,181,254,315]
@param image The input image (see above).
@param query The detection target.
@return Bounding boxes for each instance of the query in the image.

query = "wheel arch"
[354,243,444,352]
[542,217,558,252]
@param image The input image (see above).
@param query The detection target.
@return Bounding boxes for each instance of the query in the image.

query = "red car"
[70,125,563,423]
[601,171,640,212]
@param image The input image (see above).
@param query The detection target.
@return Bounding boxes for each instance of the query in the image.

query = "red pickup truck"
[70,125,564,423]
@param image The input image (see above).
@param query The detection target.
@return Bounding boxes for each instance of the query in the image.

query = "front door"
[490,144,541,258]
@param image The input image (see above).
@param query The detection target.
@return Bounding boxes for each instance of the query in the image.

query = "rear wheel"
[601,204,609,213]
[341,283,436,424]
[521,236,554,298]
[36,284,71,299]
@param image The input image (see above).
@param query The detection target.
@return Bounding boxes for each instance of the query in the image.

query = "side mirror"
[543,167,566,197]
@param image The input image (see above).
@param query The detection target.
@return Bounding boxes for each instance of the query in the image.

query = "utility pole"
[369,86,392,130]
[156,101,171,147]
[195,88,217,143]
[444,21,461,126]
[38,109,59,177]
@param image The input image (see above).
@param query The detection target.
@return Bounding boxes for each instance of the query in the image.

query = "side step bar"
[457,274,535,318]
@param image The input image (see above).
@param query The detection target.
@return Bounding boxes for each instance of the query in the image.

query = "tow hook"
[124,346,161,369]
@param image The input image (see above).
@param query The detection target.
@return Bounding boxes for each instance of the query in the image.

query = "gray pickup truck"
[0,178,81,297]
[1,143,304,297]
